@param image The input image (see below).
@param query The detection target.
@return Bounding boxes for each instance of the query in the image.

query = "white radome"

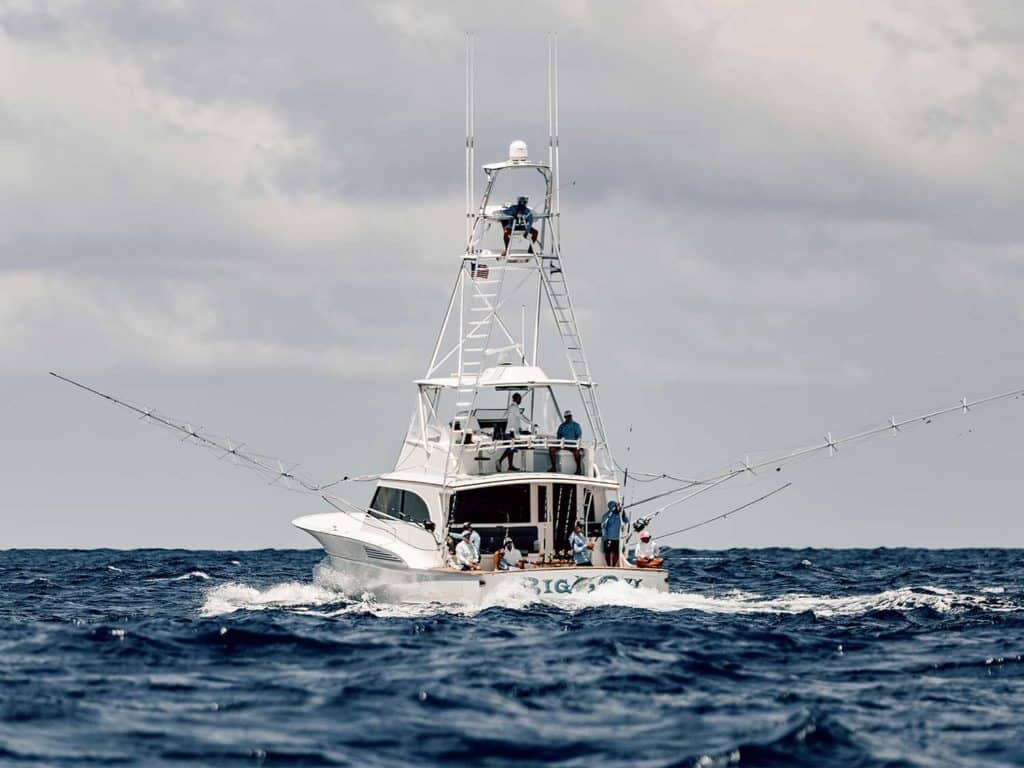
[509,139,528,162]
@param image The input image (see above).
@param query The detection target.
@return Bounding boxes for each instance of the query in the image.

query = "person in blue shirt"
[601,500,629,567]
[568,522,591,566]
[497,196,539,255]
[548,410,583,474]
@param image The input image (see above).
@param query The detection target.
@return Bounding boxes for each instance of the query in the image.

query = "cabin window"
[401,491,430,523]
[475,526,539,554]
[449,484,531,525]
[370,486,431,524]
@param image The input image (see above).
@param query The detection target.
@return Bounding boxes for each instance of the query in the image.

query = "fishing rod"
[50,372,377,494]
[625,384,1024,512]
[656,483,792,541]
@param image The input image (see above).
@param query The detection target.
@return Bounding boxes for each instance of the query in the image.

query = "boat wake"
[199,560,1017,618]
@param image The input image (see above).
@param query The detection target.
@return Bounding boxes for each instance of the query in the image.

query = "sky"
[2,0,1024,549]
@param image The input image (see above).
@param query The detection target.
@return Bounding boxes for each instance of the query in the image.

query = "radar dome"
[509,140,528,162]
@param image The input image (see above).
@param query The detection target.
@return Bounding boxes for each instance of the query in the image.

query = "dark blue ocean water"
[1,548,1021,767]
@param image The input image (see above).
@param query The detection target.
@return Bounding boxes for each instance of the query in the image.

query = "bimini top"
[415,364,579,390]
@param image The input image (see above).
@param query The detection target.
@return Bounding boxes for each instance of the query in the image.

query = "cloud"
[0,269,418,377]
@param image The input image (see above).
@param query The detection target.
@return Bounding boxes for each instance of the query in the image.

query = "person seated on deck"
[497,196,539,256]
[456,530,480,571]
[634,531,664,569]
[548,410,583,474]
[568,522,592,566]
[601,500,629,568]
[498,393,529,472]
[493,537,527,570]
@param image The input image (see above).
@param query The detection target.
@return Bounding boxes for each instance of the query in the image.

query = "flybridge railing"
[448,435,608,479]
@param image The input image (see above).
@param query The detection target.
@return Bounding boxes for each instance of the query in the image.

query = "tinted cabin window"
[450,484,531,525]
[401,491,430,523]
[370,487,431,523]
[476,526,539,554]
[371,486,402,518]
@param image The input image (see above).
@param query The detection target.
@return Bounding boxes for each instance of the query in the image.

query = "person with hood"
[601,500,629,567]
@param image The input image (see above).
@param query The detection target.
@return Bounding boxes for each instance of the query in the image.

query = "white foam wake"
[199,562,1016,619]
[497,582,1017,617]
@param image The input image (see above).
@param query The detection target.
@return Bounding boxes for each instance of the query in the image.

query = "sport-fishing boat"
[291,132,669,601]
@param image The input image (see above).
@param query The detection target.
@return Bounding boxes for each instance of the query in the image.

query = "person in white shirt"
[498,392,529,472]
[464,522,481,560]
[494,536,526,570]
[634,531,664,569]
[455,530,480,571]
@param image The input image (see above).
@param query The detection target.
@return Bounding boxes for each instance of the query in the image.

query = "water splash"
[199,559,1018,618]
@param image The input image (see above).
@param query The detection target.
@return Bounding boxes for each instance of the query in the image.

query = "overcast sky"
[3,1,1024,549]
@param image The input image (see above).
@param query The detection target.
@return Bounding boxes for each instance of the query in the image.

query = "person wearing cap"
[568,521,592,566]
[548,410,583,474]
[634,530,664,568]
[455,530,480,571]
[497,196,539,255]
[600,500,629,568]
[494,536,526,571]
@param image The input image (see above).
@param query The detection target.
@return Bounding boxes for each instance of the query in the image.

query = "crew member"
[456,530,480,571]
[601,500,628,568]
[634,531,664,569]
[569,521,592,566]
[498,392,528,472]
[495,536,526,570]
[497,196,539,255]
[548,410,583,474]
[463,522,481,560]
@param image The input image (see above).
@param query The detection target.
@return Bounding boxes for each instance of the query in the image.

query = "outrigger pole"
[49,372,376,494]
[627,384,1024,513]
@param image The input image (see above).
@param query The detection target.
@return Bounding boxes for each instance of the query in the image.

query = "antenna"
[465,33,475,247]
[551,33,561,236]
[547,34,554,176]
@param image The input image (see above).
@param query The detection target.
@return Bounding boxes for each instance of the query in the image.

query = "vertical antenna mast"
[465,34,475,247]
[547,34,554,175]
[552,33,560,239]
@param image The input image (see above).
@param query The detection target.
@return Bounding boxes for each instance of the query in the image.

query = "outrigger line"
[49,372,377,494]
[627,385,1024,514]
[656,483,793,542]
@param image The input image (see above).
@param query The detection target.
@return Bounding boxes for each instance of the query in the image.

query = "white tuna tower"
[393,35,615,489]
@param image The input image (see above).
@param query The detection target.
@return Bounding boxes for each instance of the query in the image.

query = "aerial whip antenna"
[656,483,793,541]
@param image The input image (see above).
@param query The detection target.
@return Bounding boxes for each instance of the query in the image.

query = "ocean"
[1,547,1021,767]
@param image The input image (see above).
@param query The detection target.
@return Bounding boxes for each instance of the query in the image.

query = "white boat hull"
[323,553,669,604]
[294,514,668,604]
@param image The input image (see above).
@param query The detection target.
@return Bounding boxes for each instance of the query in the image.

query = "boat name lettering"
[519,575,643,595]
